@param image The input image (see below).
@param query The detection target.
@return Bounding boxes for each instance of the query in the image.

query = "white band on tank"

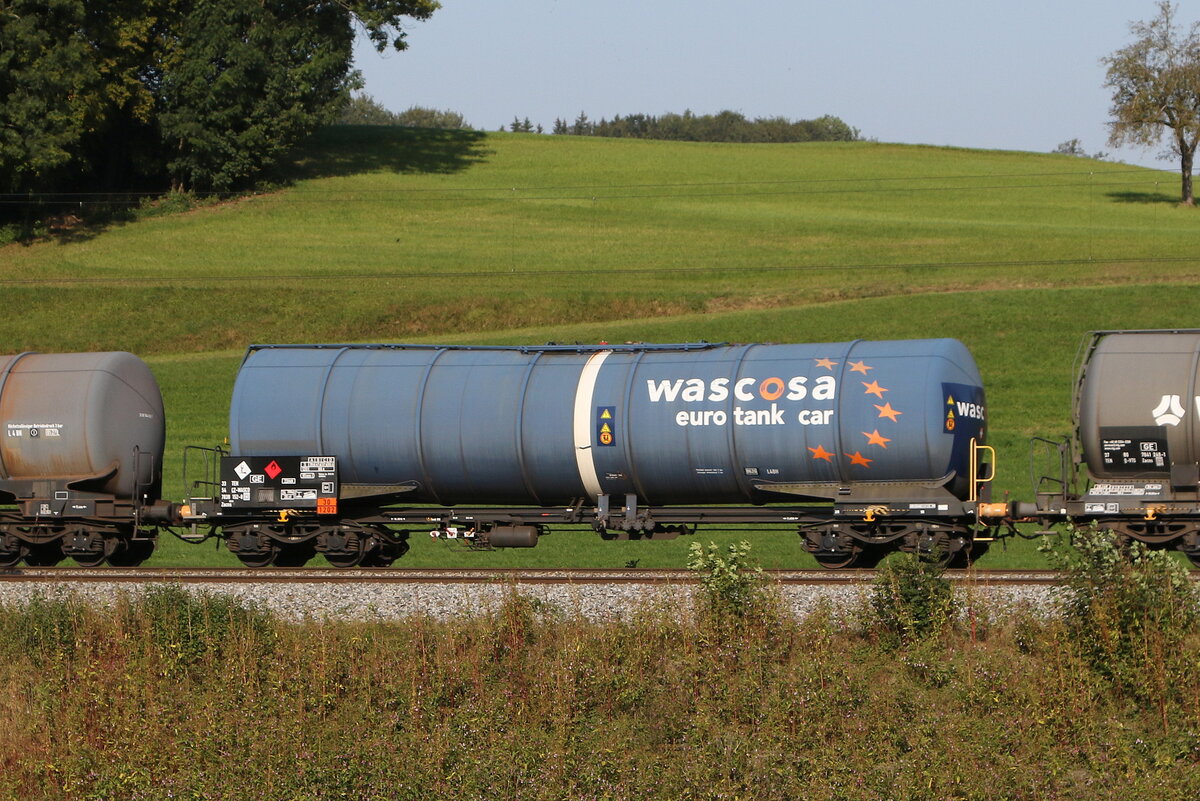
[573,351,610,500]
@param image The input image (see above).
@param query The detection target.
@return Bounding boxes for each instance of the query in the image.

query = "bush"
[394,106,471,130]
[869,554,958,648]
[686,539,767,619]
[1043,527,1199,707]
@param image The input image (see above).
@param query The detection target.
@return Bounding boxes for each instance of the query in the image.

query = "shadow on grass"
[3,202,139,248]
[3,125,492,247]
[287,125,492,179]
[1106,190,1179,205]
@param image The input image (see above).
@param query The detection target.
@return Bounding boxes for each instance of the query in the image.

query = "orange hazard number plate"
[317,498,338,515]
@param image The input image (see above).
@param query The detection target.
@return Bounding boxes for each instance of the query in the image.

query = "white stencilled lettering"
[648,375,838,403]
[954,401,986,420]
[646,379,683,402]
[812,375,836,400]
[797,409,834,425]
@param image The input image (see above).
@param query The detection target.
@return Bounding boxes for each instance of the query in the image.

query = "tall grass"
[0,573,1197,800]
[1042,529,1199,726]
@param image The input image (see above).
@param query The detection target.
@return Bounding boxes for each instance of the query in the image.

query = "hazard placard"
[219,455,339,510]
[596,406,616,446]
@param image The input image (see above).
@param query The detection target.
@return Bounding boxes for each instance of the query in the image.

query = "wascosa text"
[645,375,836,404]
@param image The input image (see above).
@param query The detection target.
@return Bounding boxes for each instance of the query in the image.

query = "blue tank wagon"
[192,340,1001,568]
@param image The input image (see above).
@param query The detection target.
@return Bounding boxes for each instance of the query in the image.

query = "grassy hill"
[3,126,1194,353]
[3,126,1197,568]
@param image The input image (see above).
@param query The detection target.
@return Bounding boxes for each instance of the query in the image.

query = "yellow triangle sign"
[600,409,612,419]
[946,395,955,405]
[601,423,612,433]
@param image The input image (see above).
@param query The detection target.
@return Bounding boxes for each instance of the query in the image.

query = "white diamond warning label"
[234,461,252,480]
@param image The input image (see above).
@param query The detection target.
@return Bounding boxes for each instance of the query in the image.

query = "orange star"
[808,444,834,462]
[845,451,873,468]
[814,357,838,370]
[875,402,902,422]
[863,429,891,448]
[848,360,872,374]
[862,380,888,398]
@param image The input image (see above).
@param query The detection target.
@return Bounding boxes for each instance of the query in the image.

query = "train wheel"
[66,528,116,567]
[362,551,394,568]
[273,543,316,567]
[24,542,65,566]
[108,539,155,567]
[235,547,277,568]
[324,534,365,568]
[813,548,860,569]
[854,548,886,568]
[227,528,278,568]
[71,548,110,568]
[912,532,966,568]
[0,537,26,568]
[361,527,408,567]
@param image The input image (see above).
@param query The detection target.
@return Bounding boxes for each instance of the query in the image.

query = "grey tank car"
[1028,330,1200,564]
[0,352,173,566]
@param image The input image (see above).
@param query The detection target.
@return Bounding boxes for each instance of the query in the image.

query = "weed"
[1,589,1200,797]
[687,539,767,619]
[868,554,959,649]
[123,584,276,672]
[133,190,197,219]
[1042,527,1199,714]
[0,593,85,666]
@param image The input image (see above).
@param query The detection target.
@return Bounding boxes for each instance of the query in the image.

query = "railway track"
[0,567,1065,585]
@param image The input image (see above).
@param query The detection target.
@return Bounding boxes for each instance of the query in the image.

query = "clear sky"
[352,0,1196,171]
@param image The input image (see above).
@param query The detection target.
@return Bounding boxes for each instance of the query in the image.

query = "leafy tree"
[1052,138,1110,160]
[159,0,438,191]
[803,114,861,142]
[394,106,469,129]
[0,0,98,194]
[2,0,439,202]
[1053,138,1089,157]
[1102,1,1200,205]
[158,0,357,190]
[339,93,401,125]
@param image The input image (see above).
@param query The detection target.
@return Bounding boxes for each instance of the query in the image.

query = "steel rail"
[0,567,1067,586]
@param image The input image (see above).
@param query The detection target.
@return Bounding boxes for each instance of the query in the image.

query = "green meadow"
[3,127,1197,568]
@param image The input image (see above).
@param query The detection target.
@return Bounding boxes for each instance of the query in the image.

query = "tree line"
[0,0,438,205]
[339,94,470,129]
[545,110,860,143]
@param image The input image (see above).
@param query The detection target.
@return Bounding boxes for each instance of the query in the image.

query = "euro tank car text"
[645,375,837,428]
